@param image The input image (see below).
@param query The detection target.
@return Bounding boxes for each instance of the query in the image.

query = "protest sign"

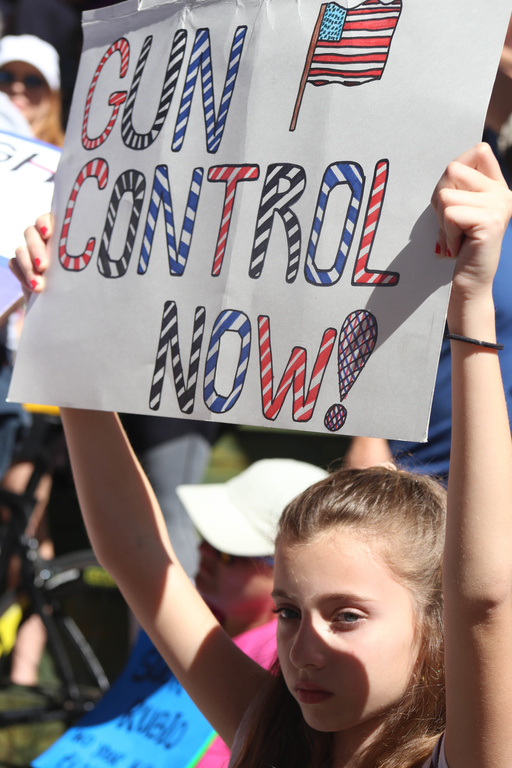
[9,0,512,440]
[0,132,60,324]
[32,630,216,768]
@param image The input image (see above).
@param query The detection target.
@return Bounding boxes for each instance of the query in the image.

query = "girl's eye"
[272,606,300,620]
[335,611,363,626]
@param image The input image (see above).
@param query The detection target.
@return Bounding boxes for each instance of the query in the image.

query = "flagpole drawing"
[289,4,327,132]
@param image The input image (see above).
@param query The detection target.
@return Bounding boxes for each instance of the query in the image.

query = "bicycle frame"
[0,470,112,726]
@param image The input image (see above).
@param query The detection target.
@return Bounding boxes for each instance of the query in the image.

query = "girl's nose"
[289,618,327,670]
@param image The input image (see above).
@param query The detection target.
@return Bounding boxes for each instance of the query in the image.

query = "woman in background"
[0,33,64,146]
[0,33,64,684]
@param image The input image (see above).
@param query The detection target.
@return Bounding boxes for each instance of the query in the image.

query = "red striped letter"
[258,315,336,422]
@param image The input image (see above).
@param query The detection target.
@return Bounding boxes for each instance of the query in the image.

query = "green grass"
[0,651,67,767]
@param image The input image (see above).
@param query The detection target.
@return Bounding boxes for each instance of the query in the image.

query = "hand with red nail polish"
[9,213,53,301]
[431,143,512,322]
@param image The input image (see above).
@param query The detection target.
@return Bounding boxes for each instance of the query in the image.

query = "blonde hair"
[32,89,64,147]
[231,466,447,768]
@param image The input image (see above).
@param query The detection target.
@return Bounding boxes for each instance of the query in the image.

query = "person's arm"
[343,436,393,469]
[61,409,267,745]
[434,143,512,768]
[11,222,268,747]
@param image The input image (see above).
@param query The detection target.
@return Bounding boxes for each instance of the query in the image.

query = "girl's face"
[0,61,51,128]
[273,529,419,756]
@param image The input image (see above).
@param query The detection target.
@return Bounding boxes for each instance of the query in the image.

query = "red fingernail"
[40,226,48,237]
[434,242,441,255]
[34,257,41,268]
[446,249,452,259]
[30,279,39,289]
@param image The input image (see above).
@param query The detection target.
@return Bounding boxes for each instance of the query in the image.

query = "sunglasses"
[0,71,47,89]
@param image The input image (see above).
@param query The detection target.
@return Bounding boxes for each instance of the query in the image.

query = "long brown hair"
[32,89,65,147]
[231,466,447,768]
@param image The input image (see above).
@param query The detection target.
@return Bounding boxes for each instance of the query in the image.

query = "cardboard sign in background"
[9,0,512,440]
[0,132,60,323]
[32,630,216,768]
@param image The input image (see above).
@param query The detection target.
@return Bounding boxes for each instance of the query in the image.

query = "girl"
[10,142,512,768]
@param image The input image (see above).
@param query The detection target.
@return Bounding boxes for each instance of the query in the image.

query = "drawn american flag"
[307,0,402,87]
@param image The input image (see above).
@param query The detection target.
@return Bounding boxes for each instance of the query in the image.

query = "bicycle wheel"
[0,550,130,766]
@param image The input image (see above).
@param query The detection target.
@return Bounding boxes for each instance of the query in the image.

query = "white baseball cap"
[0,35,61,91]
[177,459,328,557]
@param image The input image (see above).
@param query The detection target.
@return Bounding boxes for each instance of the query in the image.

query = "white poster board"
[9,0,512,440]
[0,132,60,324]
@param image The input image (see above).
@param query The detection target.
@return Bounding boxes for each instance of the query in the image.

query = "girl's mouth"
[295,684,333,705]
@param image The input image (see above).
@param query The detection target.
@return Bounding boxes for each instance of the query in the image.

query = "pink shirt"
[196,618,277,768]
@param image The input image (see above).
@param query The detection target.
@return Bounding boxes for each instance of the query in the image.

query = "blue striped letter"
[138,165,204,276]
[204,310,251,413]
[172,26,247,154]
[305,162,364,286]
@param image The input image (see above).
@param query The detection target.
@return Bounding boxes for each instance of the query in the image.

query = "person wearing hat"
[0,34,64,145]
[177,459,327,640]
[0,36,64,690]
[0,34,64,514]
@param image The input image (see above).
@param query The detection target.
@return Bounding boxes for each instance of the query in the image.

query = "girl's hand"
[9,213,52,302]
[432,143,512,310]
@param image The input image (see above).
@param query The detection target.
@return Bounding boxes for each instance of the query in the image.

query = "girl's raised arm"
[434,144,512,768]
[61,408,267,746]
[10,220,267,747]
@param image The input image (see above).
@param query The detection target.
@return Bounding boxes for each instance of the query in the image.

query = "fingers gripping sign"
[9,214,52,299]
[432,144,512,293]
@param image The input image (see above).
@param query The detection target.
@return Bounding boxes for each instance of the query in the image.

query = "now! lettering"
[149,302,377,432]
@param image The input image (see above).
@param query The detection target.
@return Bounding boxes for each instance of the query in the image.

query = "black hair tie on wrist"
[444,332,504,351]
